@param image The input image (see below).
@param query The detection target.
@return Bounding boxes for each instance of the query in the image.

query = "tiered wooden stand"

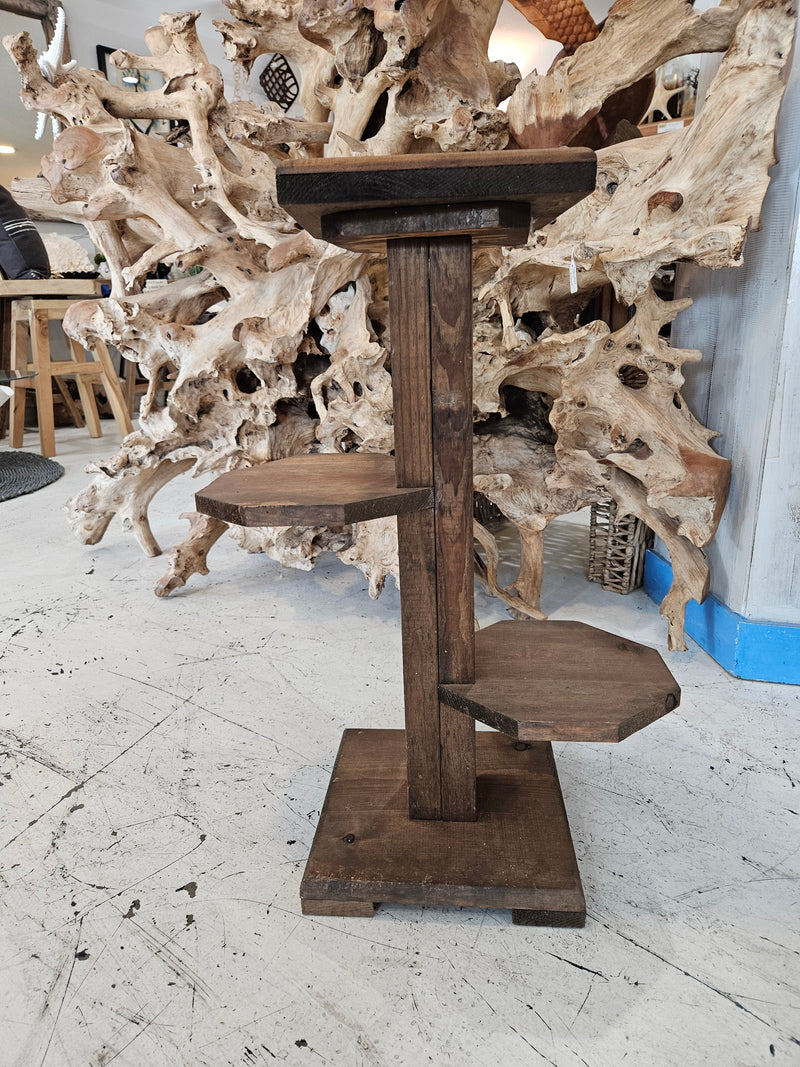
[196,150,681,927]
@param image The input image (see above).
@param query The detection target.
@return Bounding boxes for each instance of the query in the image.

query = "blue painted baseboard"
[643,550,800,684]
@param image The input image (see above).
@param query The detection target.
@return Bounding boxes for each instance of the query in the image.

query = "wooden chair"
[9,297,132,457]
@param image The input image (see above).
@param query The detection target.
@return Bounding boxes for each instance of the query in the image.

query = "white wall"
[61,0,230,86]
[672,38,800,623]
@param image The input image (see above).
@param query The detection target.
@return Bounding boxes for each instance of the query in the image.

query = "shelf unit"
[196,148,681,926]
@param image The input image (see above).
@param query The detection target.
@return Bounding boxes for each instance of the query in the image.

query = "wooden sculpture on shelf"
[3,0,796,651]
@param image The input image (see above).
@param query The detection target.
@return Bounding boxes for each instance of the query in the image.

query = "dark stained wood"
[389,239,433,491]
[300,729,585,924]
[396,510,442,820]
[439,620,681,742]
[276,148,597,246]
[429,235,476,821]
[388,236,475,822]
[394,242,445,819]
[439,702,476,822]
[512,909,586,927]
[430,237,474,685]
[389,238,442,821]
[301,899,375,917]
[194,453,432,527]
[321,202,532,254]
[268,151,677,924]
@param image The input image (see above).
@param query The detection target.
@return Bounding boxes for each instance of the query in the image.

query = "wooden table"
[0,277,101,437]
[196,149,681,926]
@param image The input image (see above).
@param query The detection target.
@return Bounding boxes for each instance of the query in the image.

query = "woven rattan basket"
[588,499,654,595]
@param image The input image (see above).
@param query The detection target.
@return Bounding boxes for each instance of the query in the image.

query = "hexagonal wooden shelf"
[195,453,433,527]
[439,620,680,742]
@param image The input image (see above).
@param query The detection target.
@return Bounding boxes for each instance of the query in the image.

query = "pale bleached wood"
[3,0,795,649]
[508,0,762,149]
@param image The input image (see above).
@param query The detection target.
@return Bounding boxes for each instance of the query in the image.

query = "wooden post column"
[390,235,476,822]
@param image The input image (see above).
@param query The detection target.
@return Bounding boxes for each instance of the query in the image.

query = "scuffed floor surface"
[1,429,799,1067]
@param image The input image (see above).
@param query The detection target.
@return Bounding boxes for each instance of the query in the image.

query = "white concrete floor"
[1,427,799,1067]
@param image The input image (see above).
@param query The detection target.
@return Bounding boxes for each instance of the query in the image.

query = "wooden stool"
[9,297,132,457]
[195,149,682,926]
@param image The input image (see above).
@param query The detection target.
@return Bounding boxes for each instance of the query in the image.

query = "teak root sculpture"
[4,0,796,649]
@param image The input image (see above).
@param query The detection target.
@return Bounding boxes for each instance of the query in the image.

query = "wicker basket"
[588,499,654,594]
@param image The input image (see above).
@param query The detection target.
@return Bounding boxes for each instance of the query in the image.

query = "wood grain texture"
[30,308,56,457]
[0,279,101,297]
[428,236,477,820]
[388,236,475,822]
[276,148,597,242]
[388,238,443,821]
[512,908,587,927]
[9,296,132,457]
[300,729,585,922]
[0,0,52,20]
[396,510,442,820]
[388,239,433,491]
[195,453,433,527]
[439,702,476,823]
[430,237,475,686]
[439,619,681,742]
[321,203,532,253]
[301,899,376,917]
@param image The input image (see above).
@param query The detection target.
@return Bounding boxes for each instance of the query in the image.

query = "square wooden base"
[300,729,585,927]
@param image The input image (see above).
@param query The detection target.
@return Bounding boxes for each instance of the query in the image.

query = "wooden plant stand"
[196,150,681,927]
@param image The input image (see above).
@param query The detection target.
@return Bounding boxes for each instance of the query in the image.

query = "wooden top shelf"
[439,620,680,743]
[276,148,597,252]
[195,453,433,527]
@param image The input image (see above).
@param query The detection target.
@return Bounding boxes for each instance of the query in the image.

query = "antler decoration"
[33,5,76,140]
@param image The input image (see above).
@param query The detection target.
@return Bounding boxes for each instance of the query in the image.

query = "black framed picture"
[96,45,172,137]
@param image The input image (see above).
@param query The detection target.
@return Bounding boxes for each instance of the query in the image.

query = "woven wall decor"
[259,54,299,112]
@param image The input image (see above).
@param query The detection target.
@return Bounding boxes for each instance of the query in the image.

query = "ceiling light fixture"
[0,145,16,154]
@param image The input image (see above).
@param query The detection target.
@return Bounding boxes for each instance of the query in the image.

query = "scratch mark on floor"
[3,712,178,849]
[71,917,124,999]
[38,916,84,1067]
[124,917,215,1001]
[183,700,311,764]
[545,953,608,981]
[470,909,487,951]
[100,995,177,1065]
[508,1025,558,1065]
[195,1008,289,1053]
[277,908,442,961]
[574,975,597,1022]
[462,976,497,1015]
[73,835,207,924]
[590,913,800,1046]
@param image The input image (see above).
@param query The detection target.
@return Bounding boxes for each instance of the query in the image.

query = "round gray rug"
[0,450,65,503]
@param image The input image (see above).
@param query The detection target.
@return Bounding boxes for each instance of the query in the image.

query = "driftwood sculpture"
[4,0,796,650]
